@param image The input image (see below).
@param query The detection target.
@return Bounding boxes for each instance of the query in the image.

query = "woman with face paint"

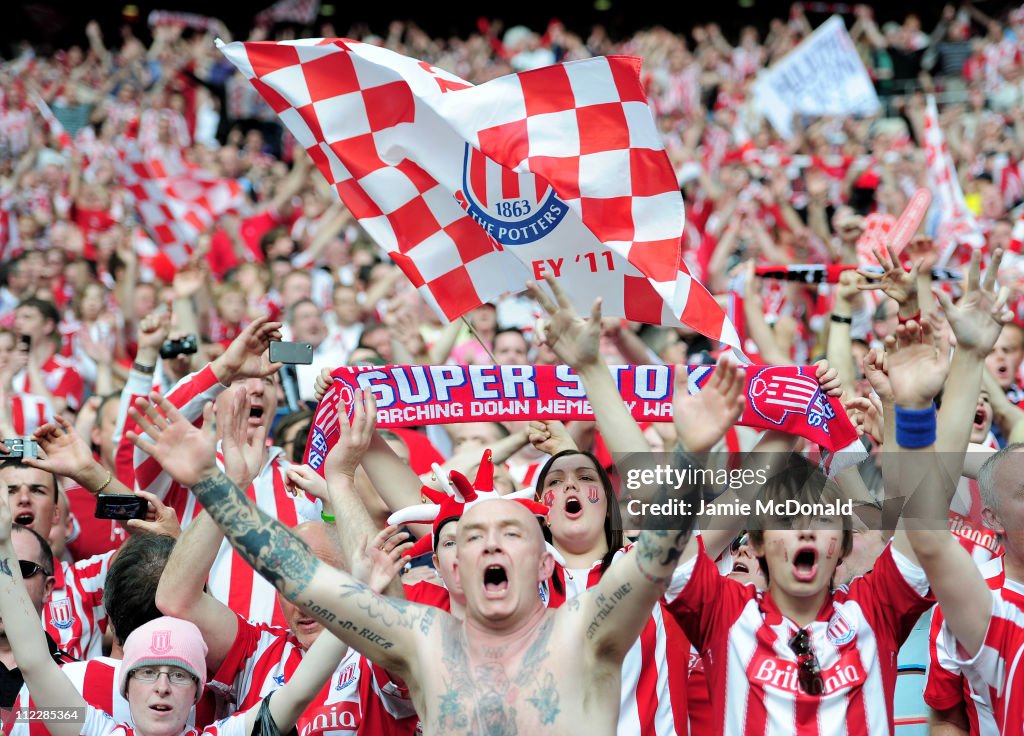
[529,278,760,736]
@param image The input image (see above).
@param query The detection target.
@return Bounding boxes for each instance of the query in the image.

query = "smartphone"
[269,341,314,365]
[94,494,149,520]
[3,438,38,459]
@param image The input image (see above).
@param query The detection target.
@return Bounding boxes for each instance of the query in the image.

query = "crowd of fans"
[1,2,1024,735]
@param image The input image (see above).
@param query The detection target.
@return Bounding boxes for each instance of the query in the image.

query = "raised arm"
[0,504,86,736]
[885,320,990,655]
[528,278,648,455]
[573,523,695,663]
[128,391,434,677]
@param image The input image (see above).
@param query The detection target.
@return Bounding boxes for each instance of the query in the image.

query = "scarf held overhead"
[304,364,862,473]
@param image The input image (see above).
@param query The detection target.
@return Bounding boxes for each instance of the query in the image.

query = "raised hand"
[350,524,413,595]
[173,260,205,300]
[127,394,219,488]
[285,464,327,501]
[126,490,181,538]
[211,314,283,384]
[857,242,919,307]
[217,388,265,489]
[137,309,172,353]
[844,394,885,444]
[26,416,98,485]
[934,249,1011,357]
[528,278,602,371]
[834,270,865,306]
[885,321,950,410]
[815,359,842,397]
[862,348,894,404]
[673,360,745,453]
[313,367,334,403]
[527,420,578,456]
[323,389,377,481]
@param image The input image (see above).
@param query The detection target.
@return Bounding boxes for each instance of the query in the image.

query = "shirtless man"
[128,389,694,736]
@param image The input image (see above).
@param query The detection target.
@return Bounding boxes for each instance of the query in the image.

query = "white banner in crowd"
[753,16,880,139]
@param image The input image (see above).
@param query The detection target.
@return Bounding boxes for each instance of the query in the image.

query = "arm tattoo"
[634,528,690,585]
[0,558,11,577]
[192,471,319,601]
[585,583,632,640]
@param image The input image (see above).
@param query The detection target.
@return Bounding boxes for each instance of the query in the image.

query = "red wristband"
[898,310,921,325]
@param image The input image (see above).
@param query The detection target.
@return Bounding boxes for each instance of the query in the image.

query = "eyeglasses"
[132,667,197,687]
[18,560,51,579]
[731,533,749,552]
[788,628,825,696]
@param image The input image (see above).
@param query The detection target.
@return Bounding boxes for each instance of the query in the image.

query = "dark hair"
[535,449,623,581]
[16,297,61,328]
[0,459,59,501]
[494,327,528,348]
[259,226,294,261]
[745,458,853,587]
[103,532,177,646]
[11,524,54,574]
[272,407,314,463]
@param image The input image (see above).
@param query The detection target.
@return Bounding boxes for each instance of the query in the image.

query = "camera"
[160,334,199,360]
[94,494,149,520]
[3,438,38,460]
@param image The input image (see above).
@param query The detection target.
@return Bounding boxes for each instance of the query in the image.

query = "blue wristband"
[894,404,937,449]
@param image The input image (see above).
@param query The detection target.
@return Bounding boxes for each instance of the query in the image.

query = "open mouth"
[564,496,583,519]
[733,561,750,574]
[14,512,34,526]
[296,617,319,632]
[150,705,173,713]
[248,406,265,426]
[483,564,509,596]
[792,547,818,582]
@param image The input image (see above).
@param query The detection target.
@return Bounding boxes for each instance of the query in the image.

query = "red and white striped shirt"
[13,354,85,411]
[665,544,934,736]
[544,552,689,736]
[208,614,417,736]
[942,573,1024,734]
[132,366,320,626]
[8,393,52,436]
[6,657,221,736]
[925,557,1023,736]
[44,551,114,660]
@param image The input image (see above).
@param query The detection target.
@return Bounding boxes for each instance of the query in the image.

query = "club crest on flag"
[48,598,75,630]
[150,629,172,654]
[826,611,856,645]
[747,367,833,431]
[307,378,351,471]
[456,145,569,248]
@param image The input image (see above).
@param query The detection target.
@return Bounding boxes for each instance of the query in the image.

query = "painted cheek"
[585,485,600,504]
[543,490,554,507]
[827,539,837,558]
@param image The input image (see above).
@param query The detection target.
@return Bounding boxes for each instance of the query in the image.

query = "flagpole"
[460,315,498,364]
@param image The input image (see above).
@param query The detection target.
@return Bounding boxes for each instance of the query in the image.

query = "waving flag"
[217,38,740,348]
[30,93,72,153]
[922,95,986,266]
[118,145,245,267]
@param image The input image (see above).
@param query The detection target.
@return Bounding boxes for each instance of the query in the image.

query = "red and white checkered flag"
[217,38,739,347]
[117,144,245,267]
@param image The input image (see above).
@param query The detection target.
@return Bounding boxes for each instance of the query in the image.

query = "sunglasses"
[789,628,825,695]
[19,560,51,579]
[731,533,749,552]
